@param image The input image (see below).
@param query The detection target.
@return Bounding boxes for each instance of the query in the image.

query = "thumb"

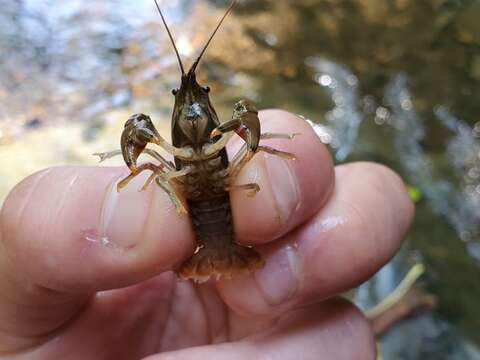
[0,166,193,351]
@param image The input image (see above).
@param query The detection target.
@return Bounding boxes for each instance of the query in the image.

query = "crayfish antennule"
[153,0,185,75]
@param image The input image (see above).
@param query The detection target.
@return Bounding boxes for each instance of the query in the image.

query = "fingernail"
[98,172,153,248]
[265,155,299,224]
[255,245,298,305]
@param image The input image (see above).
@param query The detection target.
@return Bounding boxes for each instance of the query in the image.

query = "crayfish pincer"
[95,0,297,282]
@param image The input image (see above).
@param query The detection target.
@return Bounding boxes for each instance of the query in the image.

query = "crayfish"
[95,0,296,282]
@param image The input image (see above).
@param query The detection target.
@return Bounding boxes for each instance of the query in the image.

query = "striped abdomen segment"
[188,194,234,249]
[176,153,264,281]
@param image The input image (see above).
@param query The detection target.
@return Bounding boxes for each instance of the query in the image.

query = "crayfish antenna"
[154,0,185,75]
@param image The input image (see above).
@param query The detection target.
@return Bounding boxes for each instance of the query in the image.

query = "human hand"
[0,110,413,359]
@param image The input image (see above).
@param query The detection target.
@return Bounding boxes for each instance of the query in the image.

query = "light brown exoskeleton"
[95,0,296,282]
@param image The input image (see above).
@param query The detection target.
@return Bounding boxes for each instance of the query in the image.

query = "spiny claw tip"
[151,135,161,145]
[210,128,222,138]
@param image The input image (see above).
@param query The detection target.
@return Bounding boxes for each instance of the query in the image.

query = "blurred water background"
[0,0,479,358]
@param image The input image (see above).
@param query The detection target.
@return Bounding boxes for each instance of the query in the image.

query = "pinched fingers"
[0,109,331,297]
[0,109,410,356]
[0,109,331,294]
[0,109,332,350]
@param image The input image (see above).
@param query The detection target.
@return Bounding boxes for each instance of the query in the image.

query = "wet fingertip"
[232,112,334,245]
[259,109,303,124]
[261,108,336,210]
[338,162,415,250]
[254,244,299,306]
[216,241,302,317]
[100,171,154,248]
[127,182,195,273]
[232,152,303,245]
[265,153,300,225]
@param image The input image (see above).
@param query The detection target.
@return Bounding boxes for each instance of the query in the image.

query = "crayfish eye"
[172,88,178,96]
[203,86,211,93]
